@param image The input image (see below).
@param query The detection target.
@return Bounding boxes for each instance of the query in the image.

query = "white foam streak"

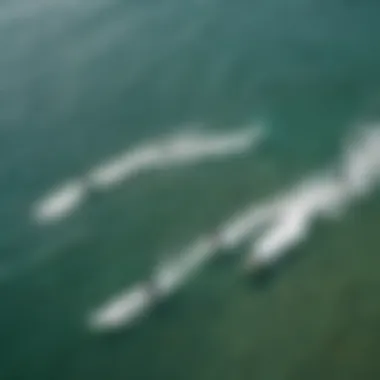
[218,203,279,249]
[89,284,152,330]
[88,200,282,332]
[154,236,217,295]
[32,126,264,224]
[87,177,345,332]
[343,128,380,196]
[246,126,380,269]
[87,145,160,188]
[88,125,380,333]
[88,127,263,189]
[88,188,288,332]
[89,236,218,332]
[32,181,86,224]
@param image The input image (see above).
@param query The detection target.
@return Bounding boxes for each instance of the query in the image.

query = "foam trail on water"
[218,203,280,250]
[245,126,380,270]
[89,236,218,331]
[343,128,380,196]
[154,236,219,294]
[89,284,153,330]
[32,126,264,225]
[87,127,264,189]
[88,125,380,332]
[87,145,161,189]
[88,184,297,332]
[217,175,345,254]
[32,180,87,224]
[88,188,293,332]
[88,192,309,332]
[88,197,285,332]
[245,177,347,268]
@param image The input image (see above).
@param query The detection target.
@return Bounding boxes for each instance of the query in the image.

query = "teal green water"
[2,1,380,379]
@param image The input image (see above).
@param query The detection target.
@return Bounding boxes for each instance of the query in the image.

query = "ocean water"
[2,1,380,379]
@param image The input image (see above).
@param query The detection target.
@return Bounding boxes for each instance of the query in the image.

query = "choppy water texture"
[2,1,380,379]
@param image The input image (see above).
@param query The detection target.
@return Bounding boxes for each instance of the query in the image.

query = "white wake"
[88,125,380,333]
[32,126,264,225]
[245,126,380,269]
[89,236,219,331]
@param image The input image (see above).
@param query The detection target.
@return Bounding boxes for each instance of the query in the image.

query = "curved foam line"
[87,197,284,333]
[32,180,87,224]
[87,127,264,189]
[246,126,380,270]
[89,284,152,330]
[88,236,218,332]
[343,127,380,196]
[154,236,218,295]
[218,203,280,250]
[88,125,380,333]
[32,126,265,225]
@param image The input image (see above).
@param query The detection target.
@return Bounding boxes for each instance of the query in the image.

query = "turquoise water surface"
[2,1,380,379]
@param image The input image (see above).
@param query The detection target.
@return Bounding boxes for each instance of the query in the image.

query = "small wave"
[32,126,265,225]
